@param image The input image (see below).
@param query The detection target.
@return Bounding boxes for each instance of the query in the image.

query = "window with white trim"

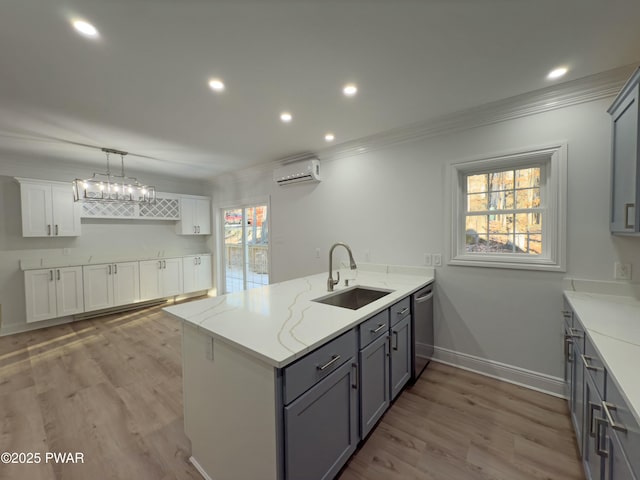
[450,145,566,271]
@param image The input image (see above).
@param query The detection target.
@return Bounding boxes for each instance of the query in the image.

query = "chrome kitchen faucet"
[327,242,357,291]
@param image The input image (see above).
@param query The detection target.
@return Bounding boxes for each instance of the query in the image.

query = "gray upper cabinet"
[284,360,358,480]
[608,67,640,234]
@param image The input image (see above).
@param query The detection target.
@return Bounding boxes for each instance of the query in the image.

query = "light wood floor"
[0,303,583,480]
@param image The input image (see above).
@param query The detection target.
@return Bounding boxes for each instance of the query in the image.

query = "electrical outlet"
[364,249,370,262]
[432,253,442,267]
[424,253,432,266]
[315,248,320,259]
[205,336,214,361]
[614,262,632,280]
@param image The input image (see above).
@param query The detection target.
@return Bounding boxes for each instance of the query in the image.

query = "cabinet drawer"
[359,310,390,348]
[583,335,607,400]
[389,297,410,326]
[283,329,356,405]
[604,377,640,478]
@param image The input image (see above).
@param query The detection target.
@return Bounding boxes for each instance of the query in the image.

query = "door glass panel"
[223,205,269,293]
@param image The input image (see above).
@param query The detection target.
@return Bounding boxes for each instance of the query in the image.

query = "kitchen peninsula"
[164,264,434,480]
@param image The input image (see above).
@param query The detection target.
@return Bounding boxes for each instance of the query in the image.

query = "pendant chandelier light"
[72,148,156,204]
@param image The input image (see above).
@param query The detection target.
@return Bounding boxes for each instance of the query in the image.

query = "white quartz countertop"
[164,266,434,368]
[563,291,640,425]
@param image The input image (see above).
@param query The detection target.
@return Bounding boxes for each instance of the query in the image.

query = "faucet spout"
[327,242,357,291]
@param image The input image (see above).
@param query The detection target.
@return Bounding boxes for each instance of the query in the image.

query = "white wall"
[0,155,212,334]
[210,98,640,382]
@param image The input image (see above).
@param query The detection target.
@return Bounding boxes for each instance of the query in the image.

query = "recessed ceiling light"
[72,19,98,38]
[547,67,568,80]
[343,84,358,97]
[324,133,335,142]
[208,78,225,92]
[280,112,292,123]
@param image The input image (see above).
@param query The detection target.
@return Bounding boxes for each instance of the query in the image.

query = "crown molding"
[316,63,637,161]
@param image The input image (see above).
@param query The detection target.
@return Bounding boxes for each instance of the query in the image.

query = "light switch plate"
[424,253,432,266]
[432,254,442,267]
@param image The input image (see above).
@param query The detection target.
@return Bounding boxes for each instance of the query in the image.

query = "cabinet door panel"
[24,269,57,322]
[56,267,84,316]
[51,183,81,236]
[196,198,211,234]
[139,260,162,301]
[113,262,140,306]
[390,315,411,400]
[161,258,183,296]
[21,183,52,237]
[83,265,114,312]
[197,255,213,290]
[605,430,637,480]
[573,339,585,456]
[182,256,197,293]
[359,333,390,438]
[584,374,604,480]
[610,90,638,232]
[284,360,357,480]
[178,197,196,234]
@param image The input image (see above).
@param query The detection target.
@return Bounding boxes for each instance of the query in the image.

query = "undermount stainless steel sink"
[312,286,394,310]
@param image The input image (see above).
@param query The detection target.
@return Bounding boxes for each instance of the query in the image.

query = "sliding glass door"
[222,204,269,294]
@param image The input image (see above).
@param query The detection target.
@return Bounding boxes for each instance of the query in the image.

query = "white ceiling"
[1,0,639,179]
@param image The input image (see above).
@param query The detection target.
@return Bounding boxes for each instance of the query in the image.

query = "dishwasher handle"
[414,288,433,303]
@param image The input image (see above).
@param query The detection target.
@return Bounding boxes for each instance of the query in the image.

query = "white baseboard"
[190,456,212,480]
[0,316,74,336]
[431,346,566,398]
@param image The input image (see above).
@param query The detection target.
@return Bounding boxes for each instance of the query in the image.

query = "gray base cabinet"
[563,298,639,480]
[284,360,359,480]
[359,333,390,438]
[390,314,411,400]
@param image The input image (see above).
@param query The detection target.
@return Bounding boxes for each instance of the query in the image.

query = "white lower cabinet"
[139,258,183,301]
[83,262,140,312]
[183,254,212,293]
[24,267,84,322]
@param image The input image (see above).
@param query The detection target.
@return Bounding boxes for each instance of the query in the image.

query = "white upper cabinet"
[609,67,640,234]
[17,178,81,237]
[177,195,211,235]
[24,266,84,323]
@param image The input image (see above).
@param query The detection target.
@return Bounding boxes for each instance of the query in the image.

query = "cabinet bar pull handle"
[393,331,399,350]
[57,269,60,281]
[624,203,635,229]
[569,328,582,338]
[561,310,572,316]
[581,354,604,372]
[55,224,59,236]
[397,307,409,316]
[158,261,162,269]
[588,401,601,437]
[317,354,341,371]
[564,335,573,363]
[595,417,609,458]
[194,258,198,265]
[602,402,627,432]
[108,265,112,275]
[50,270,54,281]
[163,260,166,269]
[371,323,386,334]
[351,362,358,389]
[114,264,118,274]
[47,224,51,236]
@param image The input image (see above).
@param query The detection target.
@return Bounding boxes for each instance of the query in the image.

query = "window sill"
[449,255,566,272]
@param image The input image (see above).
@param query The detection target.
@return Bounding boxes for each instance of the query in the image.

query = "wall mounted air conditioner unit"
[274,158,321,186]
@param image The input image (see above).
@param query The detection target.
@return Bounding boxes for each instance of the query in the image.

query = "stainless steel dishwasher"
[411,283,434,382]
